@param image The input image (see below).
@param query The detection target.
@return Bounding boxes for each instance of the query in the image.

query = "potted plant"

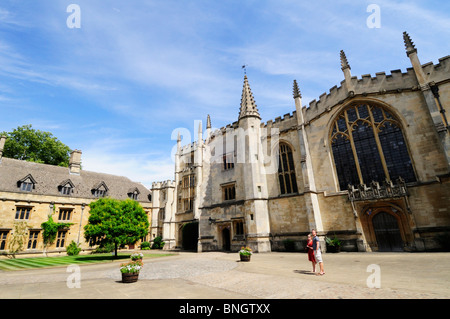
[239,246,252,262]
[131,252,144,262]
[120,260,143,283]
[325,234,342,253]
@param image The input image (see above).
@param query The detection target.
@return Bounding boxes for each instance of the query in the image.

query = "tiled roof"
[0,157,151,203]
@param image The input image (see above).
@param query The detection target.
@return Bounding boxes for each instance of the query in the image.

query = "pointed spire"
[340,50,350,70]
[293,80,301,99]
[403,31,417,57]
[206,114,211,129]
[239,75,260,120]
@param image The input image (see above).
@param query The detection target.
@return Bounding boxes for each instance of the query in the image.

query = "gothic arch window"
[330,103,416,190]
[278,143,298,195]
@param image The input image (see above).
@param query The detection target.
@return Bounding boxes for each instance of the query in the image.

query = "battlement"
[302,56,450,123]
[262,111,297,130]
[423,55,450,83]
[151,179,175,189]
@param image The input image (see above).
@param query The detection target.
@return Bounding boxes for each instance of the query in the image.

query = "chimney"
[69,149,82,174]
[0,135,6,162]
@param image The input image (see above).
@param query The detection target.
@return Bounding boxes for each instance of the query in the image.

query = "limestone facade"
[154,32,450,253]
[0,148,152,257]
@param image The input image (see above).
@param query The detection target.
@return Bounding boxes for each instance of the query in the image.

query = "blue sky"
[0,1,449,188]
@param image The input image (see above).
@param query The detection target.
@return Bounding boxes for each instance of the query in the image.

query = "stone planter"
[326,245,341,253]
[122,272,139,283]
[240,254,251,262]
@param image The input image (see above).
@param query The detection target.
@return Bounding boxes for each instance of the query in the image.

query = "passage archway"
[181,222,198,251]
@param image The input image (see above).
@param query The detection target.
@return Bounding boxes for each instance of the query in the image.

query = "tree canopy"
[84,198,150,257]
[1,124,71,167]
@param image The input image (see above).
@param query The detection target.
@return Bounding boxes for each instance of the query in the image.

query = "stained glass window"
[278,143,298,194]
[330,103,416,190]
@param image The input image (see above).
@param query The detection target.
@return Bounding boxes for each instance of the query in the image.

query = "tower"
[237,75,271,252]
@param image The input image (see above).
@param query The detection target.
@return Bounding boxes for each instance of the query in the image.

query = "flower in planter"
[120,260,143,274]
[239,246,252,256]
[131,252,144,261]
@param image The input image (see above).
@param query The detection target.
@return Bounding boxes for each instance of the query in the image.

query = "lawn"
[0,252,174,271]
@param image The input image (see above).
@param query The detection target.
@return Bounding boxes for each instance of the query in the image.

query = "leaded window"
[0,231,8,250]
[27,231,39,249]
[182,174,195,211]
[278,143,298,195]
[56,231,66,248]
[222,183,236,201]
[330,103,415,190]
[15,207,31,220]
[58,208,73,221]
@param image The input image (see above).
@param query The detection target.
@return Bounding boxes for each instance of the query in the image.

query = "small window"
[58,208,73,221]
[234,220,244,236]
[0,231,9,250]
[56,231,67,248]
[222,184,236,201]
[223,153,235,170]
[128,191,139,200]
[17,174,36,192]
[27,231,39,249]
[15,207,32,220]
[20,182,33,192]
[93,189,106,197]
[60,185,72,195]
[92,182,108,198]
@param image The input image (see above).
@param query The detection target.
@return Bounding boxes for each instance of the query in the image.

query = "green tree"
[84,198,149,257]
[1,124,71,167]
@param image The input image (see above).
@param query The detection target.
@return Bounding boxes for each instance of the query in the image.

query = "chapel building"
[151,32,450,253]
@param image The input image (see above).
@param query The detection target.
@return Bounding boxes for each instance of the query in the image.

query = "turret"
[340,50,355,94]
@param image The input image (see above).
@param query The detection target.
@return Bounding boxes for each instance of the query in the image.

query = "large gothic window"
[278,143,298,195]
[330,103,415,190]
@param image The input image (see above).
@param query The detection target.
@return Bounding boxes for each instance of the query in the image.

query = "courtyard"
[0,251,448,299]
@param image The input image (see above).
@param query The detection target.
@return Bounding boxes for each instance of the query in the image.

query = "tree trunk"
[114,242,118,258]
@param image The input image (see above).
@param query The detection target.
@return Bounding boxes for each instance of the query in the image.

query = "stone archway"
[181,222,199,251]
[357,201,413,252]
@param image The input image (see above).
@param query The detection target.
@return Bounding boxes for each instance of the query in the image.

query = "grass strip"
[0,252,174,271]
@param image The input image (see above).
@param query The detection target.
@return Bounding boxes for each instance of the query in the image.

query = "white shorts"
[314,250,323,263]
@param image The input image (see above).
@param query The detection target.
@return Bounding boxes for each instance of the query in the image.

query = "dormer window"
[18,174,36,192]
[92,181,108,198]
[21,181,33,192]
[128,187,140,200]
[58,179,74,196]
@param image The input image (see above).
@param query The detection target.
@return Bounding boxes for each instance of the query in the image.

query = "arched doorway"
[181,222,198,251]
[372,211,403,252]
[222,228,231,251]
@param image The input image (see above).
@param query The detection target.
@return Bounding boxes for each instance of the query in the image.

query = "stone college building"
[151,32,450,253]
[1,32,449,256]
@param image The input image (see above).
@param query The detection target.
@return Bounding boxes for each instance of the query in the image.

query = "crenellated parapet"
[261,111,298,133]
[302,56,450,124]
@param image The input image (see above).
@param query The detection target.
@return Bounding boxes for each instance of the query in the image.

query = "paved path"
[0,251,449,299]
